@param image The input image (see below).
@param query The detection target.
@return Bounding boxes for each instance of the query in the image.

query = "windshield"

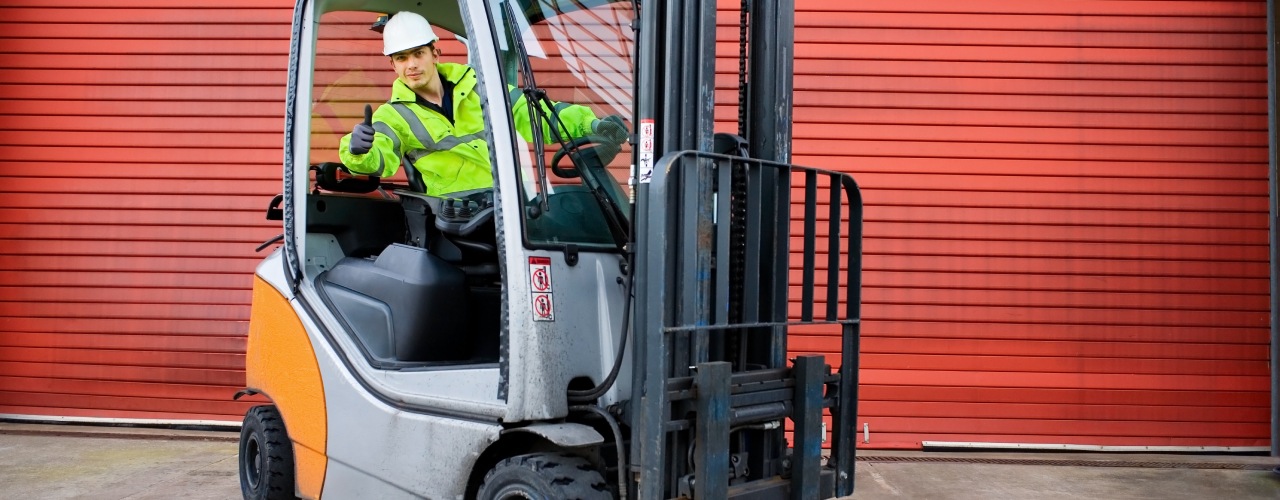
[306,4,634,249]
[491,0,635,249]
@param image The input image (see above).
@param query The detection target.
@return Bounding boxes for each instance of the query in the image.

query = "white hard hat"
[382,11,439,56]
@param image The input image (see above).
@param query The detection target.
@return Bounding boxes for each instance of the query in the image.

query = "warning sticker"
[532,293,554,321]
[638,119,655,184]
[529,256,552,292]
[529,257,554,321]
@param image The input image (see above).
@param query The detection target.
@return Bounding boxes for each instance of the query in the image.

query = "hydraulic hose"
[570,404,628,500]
[566,260,634,402]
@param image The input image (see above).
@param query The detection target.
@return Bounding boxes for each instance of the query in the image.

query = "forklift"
[238,0,862,498]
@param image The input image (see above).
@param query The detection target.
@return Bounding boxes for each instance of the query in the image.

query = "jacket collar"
[390,62,476,103]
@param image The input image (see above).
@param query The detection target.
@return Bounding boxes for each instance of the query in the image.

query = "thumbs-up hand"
[349,104,375,155]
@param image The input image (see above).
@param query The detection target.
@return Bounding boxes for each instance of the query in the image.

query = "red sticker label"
[529,257,554,321]
[532,293,554,321]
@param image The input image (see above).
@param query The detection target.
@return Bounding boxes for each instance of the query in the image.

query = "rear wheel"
[239,405,297,500]
[477,452,611,499]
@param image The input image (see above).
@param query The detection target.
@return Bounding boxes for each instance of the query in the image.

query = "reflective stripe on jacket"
[339,62,598,196]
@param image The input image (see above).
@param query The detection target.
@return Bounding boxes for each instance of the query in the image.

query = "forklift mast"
[629,0,862,498]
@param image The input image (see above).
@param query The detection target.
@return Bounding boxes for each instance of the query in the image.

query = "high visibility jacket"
[339,62,599,196]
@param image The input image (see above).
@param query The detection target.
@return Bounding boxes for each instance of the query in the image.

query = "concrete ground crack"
[866,463,903,496]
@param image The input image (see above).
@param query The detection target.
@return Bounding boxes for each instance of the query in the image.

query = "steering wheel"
[549,135,622,178]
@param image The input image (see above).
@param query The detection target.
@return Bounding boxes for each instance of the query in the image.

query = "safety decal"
[529,256,554,321]
[638,119,655,184]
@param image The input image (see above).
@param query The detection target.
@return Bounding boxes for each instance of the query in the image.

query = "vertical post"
[632,0,668,495]
[834,178,864,496]
[694,361,732,500]
[634,156,673,500]
[792,355,825,499]
[826,176,843,321]
[743,0,797,475]
[1268,0,1279,459]
[801,170,818,321]
[750,0,796,369]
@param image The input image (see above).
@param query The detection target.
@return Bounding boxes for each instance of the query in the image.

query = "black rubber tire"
[477,452,611,500]
[239,405,298,500]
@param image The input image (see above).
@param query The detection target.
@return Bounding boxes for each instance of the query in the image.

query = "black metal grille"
[857,455,1276,471]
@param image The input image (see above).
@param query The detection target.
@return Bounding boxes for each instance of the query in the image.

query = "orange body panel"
[245,277,327,499]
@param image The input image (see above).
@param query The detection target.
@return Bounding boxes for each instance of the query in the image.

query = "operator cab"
[292,1,635,370]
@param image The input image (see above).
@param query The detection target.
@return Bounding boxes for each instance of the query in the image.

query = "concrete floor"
[851,451,1280,500]
[1,422,1277,499]
[0,424,241,500]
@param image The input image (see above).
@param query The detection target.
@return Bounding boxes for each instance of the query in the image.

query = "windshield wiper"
[503,0,558,216]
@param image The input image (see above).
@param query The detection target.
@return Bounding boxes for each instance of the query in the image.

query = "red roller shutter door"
[777,1,1270,448]
[0,1,293,422]
[0,0,1270,450]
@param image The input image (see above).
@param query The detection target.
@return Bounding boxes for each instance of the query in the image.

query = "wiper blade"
[503,0,558,215]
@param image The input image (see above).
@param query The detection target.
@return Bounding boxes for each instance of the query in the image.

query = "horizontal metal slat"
[0,255,262,274]
[847,337,1268,361]
[0,271,252,290]
[2,317,246,336]
[860,206,1268,229]
[838,188,1268,212]
[0,177,279,195]
[0,7,292,24]
[860,254,1267,278]
[783,108,1268,133]
[859,400,1269,423]
[784,59,1268,81]
[859,384,1268,408]
[858,416,1267,440]
[0,285,250,305]
[792,0,1265,17]
[808,288,1271,312]
[855,303,1266,328]
[1,361,243,386]
[859,271,1269,295]
[841,321,1267,345]
[0,347,244,370]
[0,223,274,243]
[1,99,284,117]
[0,391,249,418]
[0,302,250,322]
[844,173,1266,196]
[0,193,271,210]
[0,375,245,400]
[0,146,281,164]
[2,333,245,353]
[0,207,277,227]
[858,369,1268,392]
[858,353,1267,377]
[796,123,1267,148]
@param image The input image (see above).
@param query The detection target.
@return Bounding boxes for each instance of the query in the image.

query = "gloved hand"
[349,104,375,155]
[591,115,629,146]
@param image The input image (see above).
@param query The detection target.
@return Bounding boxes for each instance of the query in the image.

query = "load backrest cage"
[633,150,862,499]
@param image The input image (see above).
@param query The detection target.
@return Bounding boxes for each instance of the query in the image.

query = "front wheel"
[239,405,298,500]
[477,452,611,500]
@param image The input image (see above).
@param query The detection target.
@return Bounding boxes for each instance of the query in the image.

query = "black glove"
[591,115,629,146]
[349,104,375,155]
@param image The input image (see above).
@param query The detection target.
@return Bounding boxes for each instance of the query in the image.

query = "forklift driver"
[339,11,628,197]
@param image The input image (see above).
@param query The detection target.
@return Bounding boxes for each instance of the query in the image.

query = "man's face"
[390,44,439,92]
